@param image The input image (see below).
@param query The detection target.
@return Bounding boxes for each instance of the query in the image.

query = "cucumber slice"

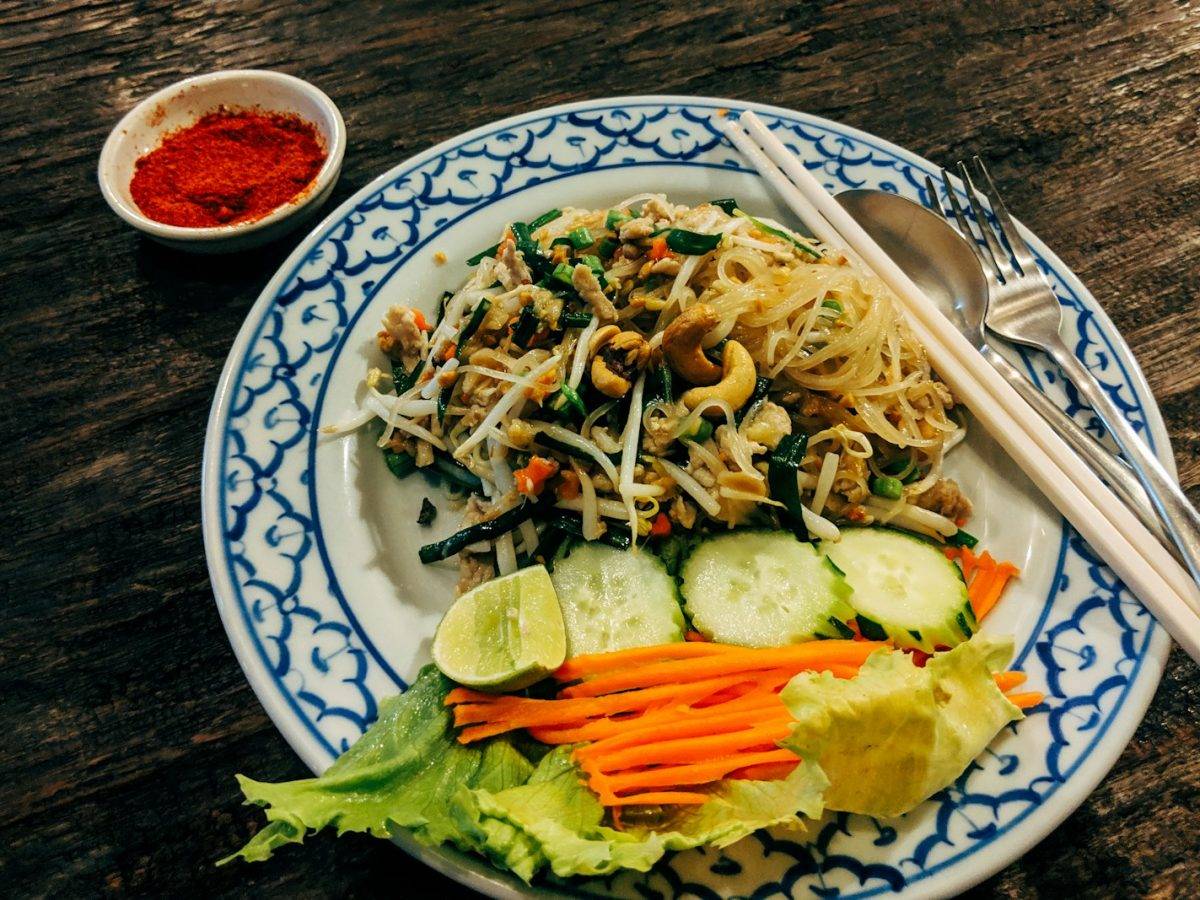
[821,527,974,652]
[679,531,855,647]
[549,542,685,657]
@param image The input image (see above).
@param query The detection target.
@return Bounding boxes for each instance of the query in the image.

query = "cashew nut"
[589,327,652,398]
[661,304,723,385]
[680,340,757,416]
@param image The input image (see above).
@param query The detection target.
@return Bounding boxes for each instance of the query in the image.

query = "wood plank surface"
[0,1,1197,896]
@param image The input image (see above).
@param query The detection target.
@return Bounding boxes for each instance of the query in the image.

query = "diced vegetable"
[649,512,672,538]
[869,475,904,500]
[648,236,670,260]
[550,262,574,287]
[605,208,631,230]
[822,527,974,652]
[566,226,593,249]
[680,531,856,646]
[549,542,685,657]
[665,228,722,255]
[514,456,559,497]
[768,433,809,540]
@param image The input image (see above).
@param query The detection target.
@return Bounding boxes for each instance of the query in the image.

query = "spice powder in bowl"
[129,107,327,228]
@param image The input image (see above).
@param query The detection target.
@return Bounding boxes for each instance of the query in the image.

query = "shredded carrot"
[573,696,788,759]
[993,671,1028,692]
[412,309,430,331]
[599,749,798,792]
[555,642,738,681]
[1005,691,1044,709]
[648,236,670,260]
[584,723,793,772]
[558,641,883,698]
[451,673,767,742]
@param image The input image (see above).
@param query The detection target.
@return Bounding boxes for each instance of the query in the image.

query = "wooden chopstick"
[722,111,1200,663]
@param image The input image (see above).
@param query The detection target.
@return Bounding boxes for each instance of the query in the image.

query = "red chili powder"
[129,108,326,228]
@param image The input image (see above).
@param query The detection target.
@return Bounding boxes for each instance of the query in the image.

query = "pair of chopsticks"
[721,111,1200,664]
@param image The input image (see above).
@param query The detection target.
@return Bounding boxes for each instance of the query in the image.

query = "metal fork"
[938,156,1200,584]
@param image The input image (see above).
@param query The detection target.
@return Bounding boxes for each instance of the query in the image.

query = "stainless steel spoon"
[835,188,1173,555]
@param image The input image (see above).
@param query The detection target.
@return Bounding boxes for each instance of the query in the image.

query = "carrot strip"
[960,546,977,580]
[602,791,709,807]
[993,671,1028,692]
[728,760,799,781]
[1006,691,1044,709]
[575,696,789,761]
[558,641,884,698]
[554,642,739,681]
[452,673,767,742]
[975,567,1018,621]
[601,749,798,792]
[967,568,998,619]
[584,723,793,772]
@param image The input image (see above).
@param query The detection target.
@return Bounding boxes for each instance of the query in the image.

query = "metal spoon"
[835,188,1173,555]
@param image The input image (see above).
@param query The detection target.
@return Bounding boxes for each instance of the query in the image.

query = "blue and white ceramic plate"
[202,97,1172,898]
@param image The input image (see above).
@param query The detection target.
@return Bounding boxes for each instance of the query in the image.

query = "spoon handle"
[981,345,1177,560]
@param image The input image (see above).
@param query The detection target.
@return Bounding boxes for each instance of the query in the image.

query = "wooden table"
[3,1,1198,896]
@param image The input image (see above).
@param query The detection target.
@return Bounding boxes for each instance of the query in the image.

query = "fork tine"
[971,156,1040,277]
[923,174,948,217]
[940,168,999,279]
[957,160,1015,280]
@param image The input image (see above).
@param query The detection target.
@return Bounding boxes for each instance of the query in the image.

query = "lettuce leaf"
[220,665,533,864]
[452,746,827,881]
[780,636,1022,818]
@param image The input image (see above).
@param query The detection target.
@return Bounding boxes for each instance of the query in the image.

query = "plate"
[202,96,1172,898]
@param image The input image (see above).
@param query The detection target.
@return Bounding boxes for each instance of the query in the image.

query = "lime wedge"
[432,564,567,692]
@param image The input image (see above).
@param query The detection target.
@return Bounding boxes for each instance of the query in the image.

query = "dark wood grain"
[1,1,1198,896]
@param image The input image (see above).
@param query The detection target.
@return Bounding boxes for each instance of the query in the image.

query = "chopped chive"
[605,209,631,230]
[736,376,773,423]
[768,432,810,541]
[710,198,738,215]
[512,305,540,348]
[466,243,499,266]
[548,384,586,420]
[597,237,620,258]
[394,358,426,393]
[383,449,416,479]
[947,528,979,549]
[822,299,844,314]
[435,291,452,325]
[735,211,822,259]
[550,237,575,248]
[682,418,713,443]
[566,226,593,249]
[433,454,483,492]
[665,228,722,255]
[417,498,437,526]
[455,299,491,361]
[437,384,452,423]
[550,262,575,287]
[419,498,545,563]
[529,208,562,229]
[869,475,904,500]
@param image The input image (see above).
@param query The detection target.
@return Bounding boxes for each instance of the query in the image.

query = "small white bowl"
[98,69,346,254]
